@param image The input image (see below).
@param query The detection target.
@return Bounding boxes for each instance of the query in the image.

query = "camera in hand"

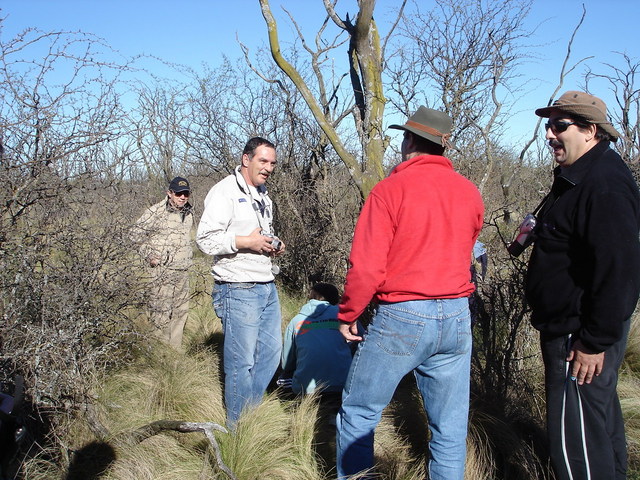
[507,213,537,257]
[263,233,282,251]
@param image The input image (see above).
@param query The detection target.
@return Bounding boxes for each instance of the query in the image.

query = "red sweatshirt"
[338,154,484,324]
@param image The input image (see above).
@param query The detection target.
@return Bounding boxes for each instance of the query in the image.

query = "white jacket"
[196,167,276,283]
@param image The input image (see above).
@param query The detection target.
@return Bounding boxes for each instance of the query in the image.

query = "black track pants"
[540,320,630,480]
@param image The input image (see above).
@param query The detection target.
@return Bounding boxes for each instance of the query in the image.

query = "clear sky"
[1,0,638,147]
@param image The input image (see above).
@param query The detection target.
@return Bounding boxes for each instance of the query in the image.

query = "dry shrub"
[269,155,360,292]
[58,345,225,480]
[465,422,496,480]
[1,179,153,479]
[619,312,640,476]
[19,450,65,480]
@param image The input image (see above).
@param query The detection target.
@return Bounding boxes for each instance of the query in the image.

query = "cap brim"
[534,106,553,118]
[534,106,620,140]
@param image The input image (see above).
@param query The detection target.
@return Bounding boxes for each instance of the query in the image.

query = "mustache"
[548,140,563,148]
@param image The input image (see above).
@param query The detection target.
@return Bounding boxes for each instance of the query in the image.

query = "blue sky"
[1,0,638,147]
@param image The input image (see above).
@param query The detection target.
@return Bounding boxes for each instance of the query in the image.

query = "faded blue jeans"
[336,297,472,480]
[212,281,282,428]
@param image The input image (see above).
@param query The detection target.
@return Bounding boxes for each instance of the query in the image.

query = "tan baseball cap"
[535,91,620,141]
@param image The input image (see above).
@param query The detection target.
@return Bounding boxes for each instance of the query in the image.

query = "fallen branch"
[129,420,236,480]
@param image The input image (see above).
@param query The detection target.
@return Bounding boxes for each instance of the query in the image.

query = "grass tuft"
[97,346,224,433]
[218,393,324,479]
[101,435,210,480]
[620,372,640,476]
[624,317,640,375]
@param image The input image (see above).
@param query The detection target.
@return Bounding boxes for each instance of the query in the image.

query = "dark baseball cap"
[169,177,190,193]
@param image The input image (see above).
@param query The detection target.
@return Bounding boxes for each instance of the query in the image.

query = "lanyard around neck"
[236,169,271,233]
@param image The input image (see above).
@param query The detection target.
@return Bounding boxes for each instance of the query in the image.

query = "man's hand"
[236,227,278,254]
[339,321,363,342]
[567,339,605,385]
[147,255,160,267]
[271,239,286,256]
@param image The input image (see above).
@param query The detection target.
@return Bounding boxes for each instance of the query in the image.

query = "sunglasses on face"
[172,191,190,198]
[544,120,577,134]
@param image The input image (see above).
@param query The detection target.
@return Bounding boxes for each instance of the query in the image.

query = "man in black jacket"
[525,91,640,480]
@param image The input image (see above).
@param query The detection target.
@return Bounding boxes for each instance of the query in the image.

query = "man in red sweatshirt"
[336,107,484,480]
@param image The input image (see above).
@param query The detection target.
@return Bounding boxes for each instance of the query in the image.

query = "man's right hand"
[236,227,277,254]
[339,321,363,342]
[567,339,605,385]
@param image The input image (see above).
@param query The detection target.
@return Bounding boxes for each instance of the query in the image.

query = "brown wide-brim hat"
[535,90,620,141]
[389,106,456,149]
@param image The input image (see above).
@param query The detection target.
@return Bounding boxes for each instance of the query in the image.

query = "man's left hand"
[567,339,605,385]
[271,240,286,257]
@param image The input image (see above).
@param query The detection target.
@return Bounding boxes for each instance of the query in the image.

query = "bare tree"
[181,62,245,177]
[391,0,533,195]
[255,0,407,199]
[130,83,192,183]
[0,25,131,223]
[584,52,640,166]
[0,23,147,451]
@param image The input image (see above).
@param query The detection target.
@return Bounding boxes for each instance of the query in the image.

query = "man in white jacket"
[196,137,285,428]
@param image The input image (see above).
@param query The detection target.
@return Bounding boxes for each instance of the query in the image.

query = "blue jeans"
[212,281,282,428]
[336,298,472,480]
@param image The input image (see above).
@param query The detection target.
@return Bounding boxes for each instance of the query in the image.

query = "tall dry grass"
[17,289,640,479]
[623,316,640,477]
[620,374,640,478]
[624,315,640,375]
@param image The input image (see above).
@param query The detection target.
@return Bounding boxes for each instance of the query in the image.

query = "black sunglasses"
[544,120,577,134]
[172,191,190,197]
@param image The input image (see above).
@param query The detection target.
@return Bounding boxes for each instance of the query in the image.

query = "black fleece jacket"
[525,141,640,352]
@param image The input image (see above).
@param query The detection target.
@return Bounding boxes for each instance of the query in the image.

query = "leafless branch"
[322,0,346,30]
[519,5,590,162]
[127,420,236,480]
[381,0,408,61]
